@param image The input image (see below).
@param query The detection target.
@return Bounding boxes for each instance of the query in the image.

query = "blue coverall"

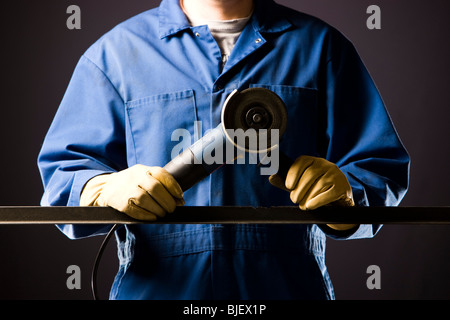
[38,0,410,299]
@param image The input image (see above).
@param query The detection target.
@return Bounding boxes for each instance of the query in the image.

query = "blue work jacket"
[38,0,410,300]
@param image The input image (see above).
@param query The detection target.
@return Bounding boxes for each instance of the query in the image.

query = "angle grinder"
[163,87,292,191]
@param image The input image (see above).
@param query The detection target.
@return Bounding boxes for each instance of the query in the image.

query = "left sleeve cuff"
[318,224,382,240]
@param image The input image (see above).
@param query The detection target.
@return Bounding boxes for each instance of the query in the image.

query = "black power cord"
[91,224,119,300]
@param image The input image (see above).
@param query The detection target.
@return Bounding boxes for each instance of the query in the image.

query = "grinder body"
[163,124,228,191]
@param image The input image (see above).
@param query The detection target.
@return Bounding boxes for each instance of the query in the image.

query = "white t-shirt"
[186,14,252,67]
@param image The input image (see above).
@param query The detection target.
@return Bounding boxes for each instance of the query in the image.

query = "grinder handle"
[274,151,294,184]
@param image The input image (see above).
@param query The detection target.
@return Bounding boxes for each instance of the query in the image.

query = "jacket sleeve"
[37,55,128,239]
[318,29,410,240]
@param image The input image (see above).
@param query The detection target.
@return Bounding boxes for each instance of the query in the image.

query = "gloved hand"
[269,155,355,210]
[80,164,185,221]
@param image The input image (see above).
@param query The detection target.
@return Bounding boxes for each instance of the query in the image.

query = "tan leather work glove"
[269,155,356,231]
[80,164,184,221]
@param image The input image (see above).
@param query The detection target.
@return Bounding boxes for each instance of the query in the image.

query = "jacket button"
[255,38,262,43]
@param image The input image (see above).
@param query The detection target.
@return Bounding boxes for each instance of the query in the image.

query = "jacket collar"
[158,0,292,39]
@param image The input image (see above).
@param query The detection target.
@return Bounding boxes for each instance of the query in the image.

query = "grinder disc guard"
[221,88,288,152]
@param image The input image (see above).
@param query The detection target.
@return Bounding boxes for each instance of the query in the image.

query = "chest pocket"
[249,84,320,159]
[125,89,197,166]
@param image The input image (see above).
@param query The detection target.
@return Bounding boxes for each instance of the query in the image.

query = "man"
[38,0,410,299]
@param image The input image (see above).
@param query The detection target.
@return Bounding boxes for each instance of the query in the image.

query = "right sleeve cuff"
[79,173,112,206]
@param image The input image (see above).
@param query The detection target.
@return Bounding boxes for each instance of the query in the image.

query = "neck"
[180,0,254,21]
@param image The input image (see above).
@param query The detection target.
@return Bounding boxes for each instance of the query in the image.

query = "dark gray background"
[0,0,449,299]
